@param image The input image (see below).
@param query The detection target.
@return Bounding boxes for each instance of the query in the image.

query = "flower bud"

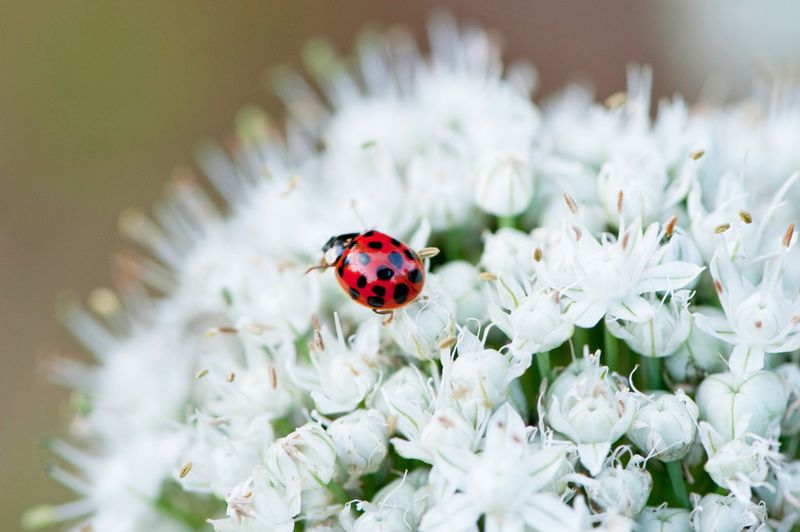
[606,292,692,358]
[388,275,456,360]
[348,470,429,532]
[597,150,668,226]
[546,353,636,475]
[696,370,786,441]
[449,333,512,418]
[474,153,534,216]
[585,457,652,517]
[435,261,487,323]
[665,306,729,382]
[690,493,767,532]
[328,409,388,478]
[369,366,432,438]
[699,422,773,502]
[636,506,691,532]
[627,390,698,461]
[480,227,536,277]
[776,363,800,435]
[266,423,336,490]
[489,275,573,365]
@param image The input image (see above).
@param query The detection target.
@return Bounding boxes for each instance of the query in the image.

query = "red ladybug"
[317,230,426,311]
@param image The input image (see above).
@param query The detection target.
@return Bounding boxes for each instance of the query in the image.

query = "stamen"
[179,462,193,479]
[714,223,731,234]
[206,326,238,336]
[479,272,498,281]
[739,210,753,224]
[226,372,236,383]
[783,223,795,247]
[417,247,440,259]
[269,366,278,389]
[195,369,209,379]
[572,225,582,241]
[563,193,578,214]
[437,337,457,349]
[533,247,543,262]
[689,150,705,160]
[87,288,120,317]
[617,190,624,215]
[665,216,678,238]
[605,91,628,109]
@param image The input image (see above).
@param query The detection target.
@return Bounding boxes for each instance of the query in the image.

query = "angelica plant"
[27,13,800,532]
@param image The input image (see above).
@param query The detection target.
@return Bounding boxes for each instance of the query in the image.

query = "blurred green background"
[1,1,798,529]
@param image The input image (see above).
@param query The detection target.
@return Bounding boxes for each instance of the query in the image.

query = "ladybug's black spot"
[388,251,404,269]
[357,275,367,289]
[367,241,383,250]
[393,283,410,305]
[349,288,360,300]
[376,266,394,281]
[337,265,345,277]
[390,237,400,246]
[357,253,371,265]
[407,268,422,284]
[372,285,386,296]
[404,249,415,261]
[364,230,375,237]
[367,296,385,308]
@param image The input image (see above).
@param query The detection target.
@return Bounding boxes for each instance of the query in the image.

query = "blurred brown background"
[1,1,798,528]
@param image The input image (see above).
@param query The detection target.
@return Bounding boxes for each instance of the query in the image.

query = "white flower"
[328,409,388,478]
[489,273,573,366]
[209,466,299,532]
[266,423,336,492]
[539,216,704,328]
[419,404,576,532]
[546,352,636,475]
[698,422,777,502]
[695,370,786,441]
[695,249,800,375]
[690,493,768,532]
[387,274,457,360]
[606,291,693,358]
[434,261,487,323]
[480,227,537,277]
[297,316,380,415]
[369,366,433,438]
[664,306,730,382]
[474,154,535,216]
[343,470,429,532]
[447,328,514,419]
[635,506,691,532]
[580,454,652,517]
[627,390,699,461]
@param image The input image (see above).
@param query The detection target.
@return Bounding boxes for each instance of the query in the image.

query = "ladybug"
[313,230,427,311]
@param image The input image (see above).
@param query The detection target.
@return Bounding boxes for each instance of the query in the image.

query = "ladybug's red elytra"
[317,230,426,311]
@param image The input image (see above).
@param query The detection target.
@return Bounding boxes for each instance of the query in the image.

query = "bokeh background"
[2,0,799,528]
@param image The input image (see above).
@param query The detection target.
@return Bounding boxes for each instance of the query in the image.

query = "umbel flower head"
[29,11,800,532]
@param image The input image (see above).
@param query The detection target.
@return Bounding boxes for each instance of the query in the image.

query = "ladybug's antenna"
[349,199,369,232]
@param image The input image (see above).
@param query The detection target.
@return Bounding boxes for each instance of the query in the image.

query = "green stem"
[520,366,539,417]
[603,326,619,373]
[536,351,552,384]
[642,356,664,390]
[788,432,800,459]
[573,327,589,357]
[498,215,518,230]
[444,226,461,261]
[666,461,691,509]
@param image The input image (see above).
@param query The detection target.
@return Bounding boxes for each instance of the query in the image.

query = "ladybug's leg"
[372,308,394,325]
[304,258,332,275]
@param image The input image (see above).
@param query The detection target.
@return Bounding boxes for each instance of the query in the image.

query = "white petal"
[419,493,482,532]
[576,442,611,476]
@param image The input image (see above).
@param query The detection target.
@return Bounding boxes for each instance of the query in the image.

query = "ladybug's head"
[321,232,359,265]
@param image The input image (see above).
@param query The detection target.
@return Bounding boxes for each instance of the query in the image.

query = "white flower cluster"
[30,14,800,532]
